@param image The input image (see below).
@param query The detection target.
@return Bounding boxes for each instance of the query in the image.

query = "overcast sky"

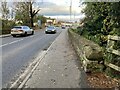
[36,0,85,21]
[1,0,86,21]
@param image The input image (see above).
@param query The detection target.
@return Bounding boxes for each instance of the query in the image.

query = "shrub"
[2,19,16,34]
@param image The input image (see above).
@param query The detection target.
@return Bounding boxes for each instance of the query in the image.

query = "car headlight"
[52,29,55,31]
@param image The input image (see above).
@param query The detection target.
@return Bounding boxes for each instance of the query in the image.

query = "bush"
[2,19,16,34]
[72,2,120,78]
[105,67,120,79]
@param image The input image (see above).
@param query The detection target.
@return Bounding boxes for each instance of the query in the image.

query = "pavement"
[20,29,89,88]
[0,34,11,38]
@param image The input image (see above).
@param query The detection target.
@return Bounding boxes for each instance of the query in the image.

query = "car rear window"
[13,26,22,29]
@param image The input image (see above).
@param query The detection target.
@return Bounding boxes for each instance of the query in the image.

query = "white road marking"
[0,43,9,47]
[1,29,57,48]
[0,39,24,47]
[1,34,36,48]
[8,39,24,44]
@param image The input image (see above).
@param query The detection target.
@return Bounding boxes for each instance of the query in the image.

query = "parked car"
[11,26,34,37]
[45,26,56,34]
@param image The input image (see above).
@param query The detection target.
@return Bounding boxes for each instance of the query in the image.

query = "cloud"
[37,2,82,16]
[40,5,70,16]
[0,1,86,21]
[2,1,84,17]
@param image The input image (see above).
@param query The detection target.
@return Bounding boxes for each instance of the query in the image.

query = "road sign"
[38,20,41,26]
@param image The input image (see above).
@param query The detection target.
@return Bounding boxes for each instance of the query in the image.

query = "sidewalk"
[0,34,11,38]
[23,29,89,88]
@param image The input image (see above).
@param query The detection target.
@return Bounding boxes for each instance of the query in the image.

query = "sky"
[36,0,86,21]
[38,0,84,21]
[1,0,86,21]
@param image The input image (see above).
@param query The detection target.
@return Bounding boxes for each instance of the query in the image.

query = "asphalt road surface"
[1,27,62,88]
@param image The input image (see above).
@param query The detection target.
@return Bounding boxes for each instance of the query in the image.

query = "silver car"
[11,26,34,37]
[45,26,56,34]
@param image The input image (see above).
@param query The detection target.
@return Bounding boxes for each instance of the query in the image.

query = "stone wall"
[68,29,104,72]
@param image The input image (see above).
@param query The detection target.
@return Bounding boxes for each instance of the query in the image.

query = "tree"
[36,15,46,24]
[29,1,41,27]
[80,2,120,77]
[14,0,40,27]
[81,2,120,46]
[15,2,30,26]
[1,1,9,20]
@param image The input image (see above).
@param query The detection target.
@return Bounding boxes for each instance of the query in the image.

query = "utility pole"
[70,0,72,22]
[74,11,75,22]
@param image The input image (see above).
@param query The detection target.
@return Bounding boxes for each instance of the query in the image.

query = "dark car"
[61,25,66,29]
[45,26,56,34]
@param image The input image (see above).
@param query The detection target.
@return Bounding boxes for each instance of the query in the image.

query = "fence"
[106,35,120,72]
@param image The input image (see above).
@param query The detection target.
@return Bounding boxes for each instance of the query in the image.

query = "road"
[1,27,62,88]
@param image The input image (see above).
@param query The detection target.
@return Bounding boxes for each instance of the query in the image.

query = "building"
[45,18,56,26]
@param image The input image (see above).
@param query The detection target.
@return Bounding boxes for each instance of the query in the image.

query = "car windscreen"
[47,26,55,29]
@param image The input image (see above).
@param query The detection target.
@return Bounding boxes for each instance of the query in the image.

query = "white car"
[11,26,34,37]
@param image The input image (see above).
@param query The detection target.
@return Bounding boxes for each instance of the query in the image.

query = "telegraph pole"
[70,0,72,22]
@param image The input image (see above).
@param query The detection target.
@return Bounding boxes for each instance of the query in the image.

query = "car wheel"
[31,31,34,35]
[45,32,47,34]
[24,32,27,36]
[12,35,16,37]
